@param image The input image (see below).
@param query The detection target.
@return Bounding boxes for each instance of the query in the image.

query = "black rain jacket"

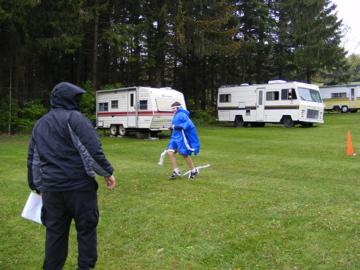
[27,82,114,193]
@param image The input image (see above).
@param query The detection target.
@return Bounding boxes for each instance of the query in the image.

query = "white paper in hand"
[21,192,43,225]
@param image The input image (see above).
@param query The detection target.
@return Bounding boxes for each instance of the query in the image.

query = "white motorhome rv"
[319,84,360,113]
[96,86,186,136]
[217,80,325,128]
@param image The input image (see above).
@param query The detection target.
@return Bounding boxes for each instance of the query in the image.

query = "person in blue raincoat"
[167,101,200,179]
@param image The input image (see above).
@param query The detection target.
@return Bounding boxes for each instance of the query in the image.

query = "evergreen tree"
[231,0,275,84]
[0,0,41,100]
[347,54,360,82]
[273,0,348,83]
[175,0,240,109]
[27,0,94,87]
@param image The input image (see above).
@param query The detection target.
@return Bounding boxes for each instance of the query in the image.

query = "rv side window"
[139,100,148,110]
[111,100,118,109]
[266,91,279,101]
[219,94,231,102]
[281,89,297,100]
[331,92,347,98]
[99,103,108,111]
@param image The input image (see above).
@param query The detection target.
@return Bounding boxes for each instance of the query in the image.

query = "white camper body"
[319,84,360,113]
[96,86,186,136]
[217,80,325,128]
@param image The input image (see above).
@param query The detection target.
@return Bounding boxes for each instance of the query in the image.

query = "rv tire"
[110,125,119,136]
[234,116,246,127]
[119,125,127,136]
[333,106,340,112]
[283,116,294,128]
[341,106,349,113]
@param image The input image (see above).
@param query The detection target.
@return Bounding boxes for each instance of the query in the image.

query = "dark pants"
[41,182,99,270]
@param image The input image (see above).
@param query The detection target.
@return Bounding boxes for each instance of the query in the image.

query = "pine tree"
[273,0,348,83]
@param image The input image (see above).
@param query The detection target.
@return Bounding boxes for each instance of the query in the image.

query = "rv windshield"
[298,87,322,103]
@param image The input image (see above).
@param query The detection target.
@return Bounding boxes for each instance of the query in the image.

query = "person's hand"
[104,175,116,190]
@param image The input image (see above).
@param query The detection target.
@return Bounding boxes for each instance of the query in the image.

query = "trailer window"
[130,93,134,107]
[156,98,178,111]
[331,92,347,98]
[266,91,279,101]
[111,100,118,109]
[281,89,297,100]
[258,90,263,105]
[219,94,231,102]
[139,100,148,110]
[98,103,108,111]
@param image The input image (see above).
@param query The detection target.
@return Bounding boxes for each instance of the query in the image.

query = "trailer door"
[128,91,137,127]
[256,89,264,121]
[349,87,357,109]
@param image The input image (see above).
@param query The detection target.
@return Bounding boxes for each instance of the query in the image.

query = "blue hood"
[177,108,190,116]
[50,82,86,110]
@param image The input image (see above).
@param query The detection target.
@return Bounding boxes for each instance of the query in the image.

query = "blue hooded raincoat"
[168,108,200,156]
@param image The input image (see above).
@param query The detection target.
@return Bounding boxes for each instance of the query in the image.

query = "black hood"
[50,82,86,110]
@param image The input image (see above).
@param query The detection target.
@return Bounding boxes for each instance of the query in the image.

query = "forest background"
[1,0,360,134]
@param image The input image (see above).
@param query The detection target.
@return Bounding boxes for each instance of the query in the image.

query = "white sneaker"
[169,170,182,179]
[188,169,199,179]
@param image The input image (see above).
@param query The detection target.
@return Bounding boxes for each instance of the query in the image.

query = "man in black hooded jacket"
[27,82,116,270]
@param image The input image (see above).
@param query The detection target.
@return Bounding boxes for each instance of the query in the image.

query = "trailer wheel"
[110,125,119,136]
[332,106,340,113]
[119,125,127,136]
[234,116,246,127]
[341,106,349,113]
[283,116,294,128]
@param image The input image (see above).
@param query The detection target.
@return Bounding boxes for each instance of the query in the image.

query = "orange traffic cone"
[347,131,354,155]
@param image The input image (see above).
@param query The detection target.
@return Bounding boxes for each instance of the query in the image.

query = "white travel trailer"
[319,84,360,113]
[96,86,186,136]
[217,80,325,128]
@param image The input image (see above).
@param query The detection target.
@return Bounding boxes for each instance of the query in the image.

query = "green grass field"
[0,113,359,270]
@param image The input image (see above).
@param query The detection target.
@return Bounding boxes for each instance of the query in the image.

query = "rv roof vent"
[241,83,249,86]
[268,80,287,84]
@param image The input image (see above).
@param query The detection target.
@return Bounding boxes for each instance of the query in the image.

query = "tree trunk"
[92,1,99,91]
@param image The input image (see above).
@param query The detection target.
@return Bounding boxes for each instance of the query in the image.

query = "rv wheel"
[341,106,349,113]
[110,125,119,136]
[283,116,294,128]
[234,116,246,127]
[333,106,340,112]
[119,125,127,136]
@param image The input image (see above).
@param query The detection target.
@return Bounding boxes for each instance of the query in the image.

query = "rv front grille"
[307,109,319,119]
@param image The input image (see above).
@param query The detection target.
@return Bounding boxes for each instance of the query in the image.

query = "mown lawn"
[0,112,359,269]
